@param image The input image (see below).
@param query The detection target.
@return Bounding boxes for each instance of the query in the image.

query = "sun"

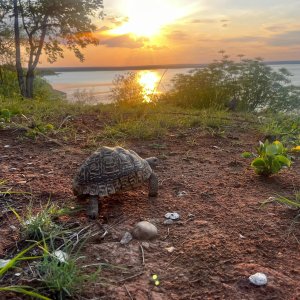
[138,71,160,102]
[109,0,192,38]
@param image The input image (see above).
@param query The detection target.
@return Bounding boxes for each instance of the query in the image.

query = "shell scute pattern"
[73,146,152,197]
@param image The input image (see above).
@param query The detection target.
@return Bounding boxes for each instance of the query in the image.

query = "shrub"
[165,56,300,112]
[110,72,144,105]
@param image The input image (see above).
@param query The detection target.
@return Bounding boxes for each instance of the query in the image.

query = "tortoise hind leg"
[87,196,99,219]
[148,172,158,197]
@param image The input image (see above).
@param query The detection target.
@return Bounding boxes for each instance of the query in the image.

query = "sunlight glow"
[109,0,193,37]
[138,71,160,102]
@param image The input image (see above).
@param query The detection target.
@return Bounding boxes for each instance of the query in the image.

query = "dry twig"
[124,284,133,300]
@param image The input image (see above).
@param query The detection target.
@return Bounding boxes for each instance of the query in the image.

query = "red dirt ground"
[1,118,300,300]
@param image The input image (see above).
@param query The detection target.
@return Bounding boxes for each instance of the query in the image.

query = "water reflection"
[137,70,160,102]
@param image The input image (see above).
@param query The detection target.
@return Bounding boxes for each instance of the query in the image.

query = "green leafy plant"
[242,140,291,176]
[0,108,12,122]
[25,123,55,139]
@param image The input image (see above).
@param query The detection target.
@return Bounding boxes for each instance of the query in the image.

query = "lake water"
[44,64,300,104]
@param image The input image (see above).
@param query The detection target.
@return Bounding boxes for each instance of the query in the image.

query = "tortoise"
[73,146,158,218]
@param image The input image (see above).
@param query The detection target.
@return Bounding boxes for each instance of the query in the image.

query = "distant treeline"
[37,61,300,73]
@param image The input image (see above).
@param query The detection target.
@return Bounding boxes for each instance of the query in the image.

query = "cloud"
[106,16,128,26]
[264,25,287,32]
[166,30,189,41]
[191,19,216,23]
[97,26,111,32]
[146,44,167,50]
[100,34,147,48]
[223,36,264,43]
[268,30,300,46]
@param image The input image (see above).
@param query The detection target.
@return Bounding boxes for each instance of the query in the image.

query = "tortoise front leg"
[148,172,158,197]
[87,195,99,219]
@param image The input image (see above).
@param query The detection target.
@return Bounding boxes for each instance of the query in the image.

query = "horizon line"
[39,60,300,71]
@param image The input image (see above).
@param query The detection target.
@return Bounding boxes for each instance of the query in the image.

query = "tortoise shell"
[73,146,152,197]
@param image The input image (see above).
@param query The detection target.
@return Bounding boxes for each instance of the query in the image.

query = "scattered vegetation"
[272,192,300,209]
[258,113,300,146]
[37,245,98,299]
[242,140,292,176]
[163,56,300,112]
[10,201,63,240]
[0,242,50,300]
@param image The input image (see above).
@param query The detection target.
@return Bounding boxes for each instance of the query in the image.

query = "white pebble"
[249,272,268,286]
[0,259,11,268]
[165,212,180,220]
[53,250,69,263]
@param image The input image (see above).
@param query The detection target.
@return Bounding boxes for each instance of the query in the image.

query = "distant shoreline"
[39,61,300,73]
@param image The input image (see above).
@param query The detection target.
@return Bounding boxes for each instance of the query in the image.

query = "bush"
[165,56,300,112]
[110,72,144,106]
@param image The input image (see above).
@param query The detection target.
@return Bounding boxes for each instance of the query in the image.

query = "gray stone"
[132,221,158,240]
[120,231,133,244]
[163,219,174,225]
[177,191,188,197]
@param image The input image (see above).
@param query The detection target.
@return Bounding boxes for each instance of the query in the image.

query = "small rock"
[249,272,268,286]
[4,145,10,148]
[132,221,158,240]
[0,259,11,268]
[53,250,69,263]
[120,232,133,245]
[177,191,188,197]
[188,213,195,218]
[163,219,174,225]
[141,242,150,249]
[165,246,175,253]
[165,212,180,220]
[9,225,17,231]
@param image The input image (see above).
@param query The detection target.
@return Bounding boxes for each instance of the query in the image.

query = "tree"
[1,0,103,98]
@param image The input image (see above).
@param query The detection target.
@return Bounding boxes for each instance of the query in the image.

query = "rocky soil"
[1,118,300,299]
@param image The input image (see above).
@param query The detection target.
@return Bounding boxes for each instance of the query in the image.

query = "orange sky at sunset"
[40,0,300,67]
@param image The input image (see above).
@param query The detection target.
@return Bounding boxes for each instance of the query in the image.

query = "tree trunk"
[13,0,25,97]
[25,69,34,98]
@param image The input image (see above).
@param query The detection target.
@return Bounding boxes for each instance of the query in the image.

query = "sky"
[41,0,300,67]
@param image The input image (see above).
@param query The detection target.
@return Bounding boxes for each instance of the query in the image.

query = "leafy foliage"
[0,0,104,97]
[242,140,292,176]
[25,122,55,139]
[110,72,145,105]
[258,113,300,146]
[165,56,300,112]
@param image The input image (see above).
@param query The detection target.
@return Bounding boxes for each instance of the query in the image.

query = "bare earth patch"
[1,121,300,299]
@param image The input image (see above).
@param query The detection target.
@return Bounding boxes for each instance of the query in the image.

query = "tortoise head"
[145,157,159,168]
